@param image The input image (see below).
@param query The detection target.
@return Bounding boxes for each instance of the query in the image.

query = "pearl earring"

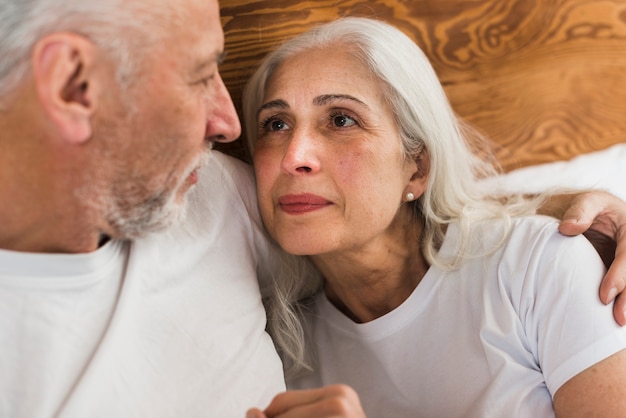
[405,192,415,202]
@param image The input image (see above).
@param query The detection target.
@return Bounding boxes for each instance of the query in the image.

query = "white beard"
[104,151,209,239]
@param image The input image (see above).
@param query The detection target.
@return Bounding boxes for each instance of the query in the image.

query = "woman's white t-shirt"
[289,216,626,417]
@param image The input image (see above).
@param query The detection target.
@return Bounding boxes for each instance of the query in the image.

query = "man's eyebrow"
[313,94,369,109]
[192,51,227,75]
[257,99,289,118]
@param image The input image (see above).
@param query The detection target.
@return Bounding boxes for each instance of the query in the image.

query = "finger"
[564,191,626,236]
[597,221,626,325]
[246,408,267,418]
[265,388,323,418]
[600,225,626,303]
[559,217,591,236]
[558,193,601,236]
[264,385,364,418]
[267,397,361,418]
[264,388,330,416]
[613,291,626,326]
[600,239,626,305]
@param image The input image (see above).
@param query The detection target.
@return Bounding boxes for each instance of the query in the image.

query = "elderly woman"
[244,17,626,418]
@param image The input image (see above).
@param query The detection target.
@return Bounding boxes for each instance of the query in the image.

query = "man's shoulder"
[205,151,253,182]
[194,151,256,205]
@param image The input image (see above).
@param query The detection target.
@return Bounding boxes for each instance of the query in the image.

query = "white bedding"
[488,143,626,200]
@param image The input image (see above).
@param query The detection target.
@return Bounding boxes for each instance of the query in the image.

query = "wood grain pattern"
[216,0,626,171]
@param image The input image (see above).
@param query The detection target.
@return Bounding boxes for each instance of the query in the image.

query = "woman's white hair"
[0,0,177,108]
[244,17,543,376]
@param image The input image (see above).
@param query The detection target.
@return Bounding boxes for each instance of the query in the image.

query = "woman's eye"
[260,117,290,132]
[270,120,288,130]
[332,114,357,127]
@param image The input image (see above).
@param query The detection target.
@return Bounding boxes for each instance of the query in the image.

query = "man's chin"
[110,193,189,239]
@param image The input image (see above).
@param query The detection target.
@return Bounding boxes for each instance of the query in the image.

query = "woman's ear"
[32,33,100,144]
[405,150,430,200]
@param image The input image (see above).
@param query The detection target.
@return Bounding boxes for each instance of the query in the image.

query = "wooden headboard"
[216,0,626,172]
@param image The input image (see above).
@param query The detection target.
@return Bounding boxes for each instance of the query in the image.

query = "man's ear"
[32,33,100,144]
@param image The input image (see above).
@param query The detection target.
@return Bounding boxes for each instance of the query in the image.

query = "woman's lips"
[278,193,332,214]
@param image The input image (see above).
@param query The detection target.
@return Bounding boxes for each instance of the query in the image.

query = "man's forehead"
[158,0,224,63]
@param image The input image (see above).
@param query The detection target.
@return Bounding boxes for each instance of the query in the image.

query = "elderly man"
[0,0,287,416]
[0,0,625,417]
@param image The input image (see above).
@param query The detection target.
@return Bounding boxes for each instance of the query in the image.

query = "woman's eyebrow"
[313,94,370,109]
[257,99,289,118]
[257,94,370,118]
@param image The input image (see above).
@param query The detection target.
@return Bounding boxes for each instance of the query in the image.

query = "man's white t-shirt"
[289,216,626,417]
[0,152,285,418]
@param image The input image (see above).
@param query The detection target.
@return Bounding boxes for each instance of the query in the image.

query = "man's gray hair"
[0,0,172,106]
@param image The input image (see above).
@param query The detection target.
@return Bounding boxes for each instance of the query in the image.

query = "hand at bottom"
[246,384,366,418]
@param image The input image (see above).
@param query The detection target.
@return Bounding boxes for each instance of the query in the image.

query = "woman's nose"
[281,128,321,175]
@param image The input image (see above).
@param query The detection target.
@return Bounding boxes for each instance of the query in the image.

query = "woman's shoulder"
[443,214,601,284]
[494,215,605,296]
[441,215,560,260]
[506,214,590,255]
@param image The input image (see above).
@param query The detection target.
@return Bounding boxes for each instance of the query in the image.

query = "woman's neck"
[312,219,429,323]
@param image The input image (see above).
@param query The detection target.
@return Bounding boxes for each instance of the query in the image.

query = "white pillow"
[486,143,626,200]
